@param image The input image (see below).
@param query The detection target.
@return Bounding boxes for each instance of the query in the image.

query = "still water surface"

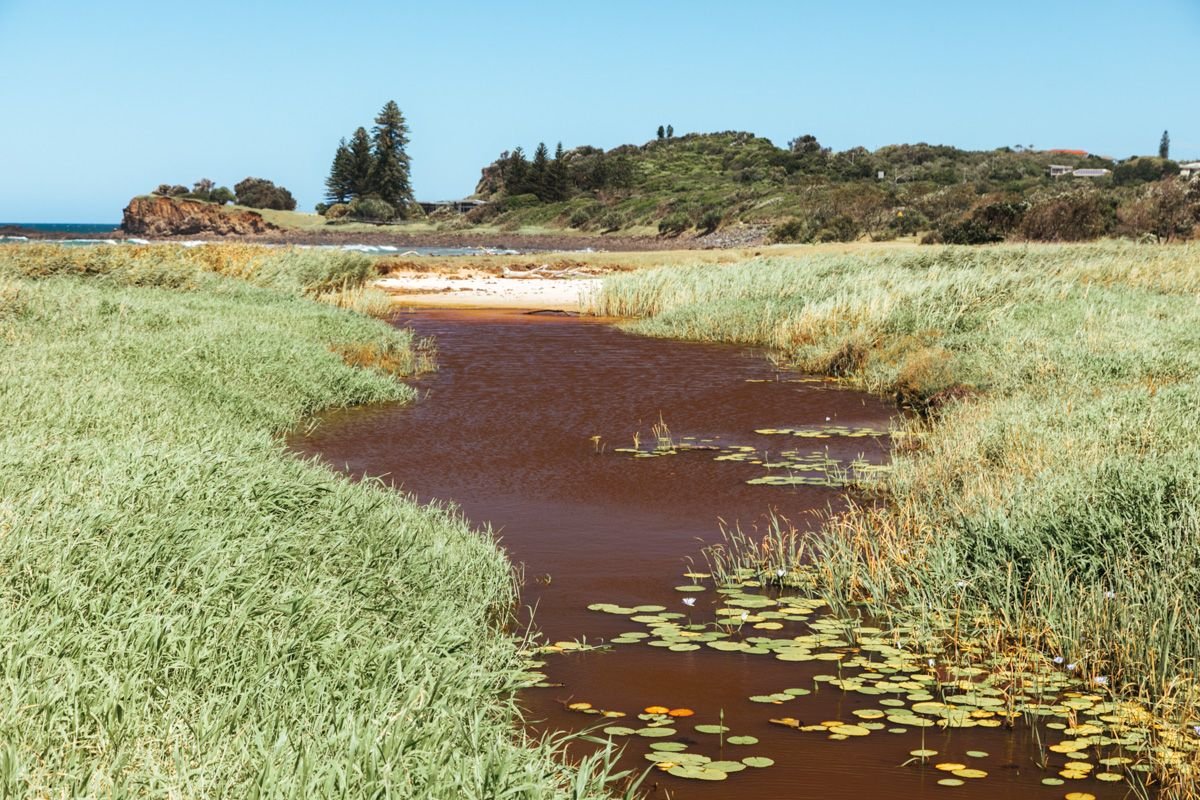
[292,310,1127,799]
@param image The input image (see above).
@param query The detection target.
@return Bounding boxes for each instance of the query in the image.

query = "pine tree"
[530,142,550,200]
[666,124,674,139]
[657,125,665,140]
[324,138,354,204]
[549,142,570,201]
[505,147,529,195]
[1160,130,1170,159]
[348,127,374,200]
[369,100,413,215]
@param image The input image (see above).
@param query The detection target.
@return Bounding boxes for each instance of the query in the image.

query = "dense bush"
[323,203,351,220]
[234,177,297,211]
[348,197,395,222]
[1117,179,1200,242]
[658,212,691,237]
[1113,157,1180,187]
[1018,190,1116,241]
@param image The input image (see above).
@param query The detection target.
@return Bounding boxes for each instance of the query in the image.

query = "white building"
[1180,162,1200,181]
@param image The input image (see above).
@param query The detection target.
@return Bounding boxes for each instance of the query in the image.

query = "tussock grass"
[0,244,632,798]
[593,243,1200,749]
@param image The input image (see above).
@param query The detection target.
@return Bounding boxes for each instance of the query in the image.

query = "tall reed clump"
[0,244,632,798]
[593,243,1200,738]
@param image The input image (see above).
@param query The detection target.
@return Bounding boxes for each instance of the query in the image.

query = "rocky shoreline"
[3,196,770,252]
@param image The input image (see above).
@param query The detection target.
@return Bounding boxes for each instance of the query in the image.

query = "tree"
[1160,130,1170,159]
[657,125,665,140]
[348,127,374,200]
[369,100,413,214]
[324,138,355,204]
[234,177,296,210]
[192,178,215,200]
[504,146,529,195]
[666,124,674,139]
[209,186,235,205]
[549,142,570,201]
[530,142,550,200]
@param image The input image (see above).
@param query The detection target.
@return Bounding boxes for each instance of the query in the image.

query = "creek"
[291,309,1130,799]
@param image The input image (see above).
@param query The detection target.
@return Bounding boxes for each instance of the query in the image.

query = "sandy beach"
[375,273,599,311]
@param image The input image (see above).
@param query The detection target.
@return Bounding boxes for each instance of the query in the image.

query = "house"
[419,199,489,215]
[1049,164,1073,177]
[1072,168,1111,178]
[1180,162,1200,181]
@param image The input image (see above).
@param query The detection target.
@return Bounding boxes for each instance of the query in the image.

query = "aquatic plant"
[591,241,1200,794]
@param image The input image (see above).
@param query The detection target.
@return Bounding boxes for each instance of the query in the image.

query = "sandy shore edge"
[375,274,600,311]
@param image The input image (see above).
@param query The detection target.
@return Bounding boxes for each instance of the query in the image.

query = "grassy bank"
[0,245,626,798]
[592,243,1200,772]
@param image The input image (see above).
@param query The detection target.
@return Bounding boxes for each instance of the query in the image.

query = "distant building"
[419,199,489,215]
[1049,164,1073,177]
[1180,161,1200,180]
[1072,168,1111,178]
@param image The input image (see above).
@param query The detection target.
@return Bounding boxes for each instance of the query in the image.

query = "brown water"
[291,310,1129,800]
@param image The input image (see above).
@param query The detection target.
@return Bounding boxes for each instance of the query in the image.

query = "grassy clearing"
[0,245,632,798]
[592,243,1200,787]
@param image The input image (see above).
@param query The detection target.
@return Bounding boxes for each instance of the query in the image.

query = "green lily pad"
[649,741,688,752]
[706,760,747,773]
[726,735,758,745]
[742,756,775,768]
[602,726,635,736]
[694,724,730,734]
[667,765,728,781]
[636,727,677,738]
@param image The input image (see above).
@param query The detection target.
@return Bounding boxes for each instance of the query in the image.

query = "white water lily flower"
[927,658,936,667]
[682,597,697,607]
[1104,590,1115,599]
[740,611,749,621]
[1066,662,1078,672]
[955,580,967,589]
[1093,676,1109,686]
[1053,656,1065,664]
[776,568,786,577]
[1192,725,1200,736]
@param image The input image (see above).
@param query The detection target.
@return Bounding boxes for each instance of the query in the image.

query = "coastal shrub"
[658,212,691,237]
[209,186,234,205]
[234,176,298,211]
[597,211,625,233]
[768,218,813,244]
[1018,190,1115,241]
[696,207,723,234]
[323,203,351,220]
[349,197,396,222]
[1117,179,1200,242]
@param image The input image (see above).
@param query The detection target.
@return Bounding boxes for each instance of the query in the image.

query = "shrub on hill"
[234,177,297,211]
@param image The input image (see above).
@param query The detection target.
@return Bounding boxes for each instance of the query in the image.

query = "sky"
[1,0,1198,222]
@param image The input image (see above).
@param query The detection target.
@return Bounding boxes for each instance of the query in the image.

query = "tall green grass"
[0,245,632,798]
[593,243,1200,718]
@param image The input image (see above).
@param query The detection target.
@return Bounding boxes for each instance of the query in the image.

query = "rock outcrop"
[121,196,279,237]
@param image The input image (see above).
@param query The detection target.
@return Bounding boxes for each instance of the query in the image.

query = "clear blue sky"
[1,0,1197,222]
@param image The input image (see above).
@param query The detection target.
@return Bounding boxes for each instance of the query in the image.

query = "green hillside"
[465,132,1197,244]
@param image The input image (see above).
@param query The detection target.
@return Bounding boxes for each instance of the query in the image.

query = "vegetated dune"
[0,244,626,798]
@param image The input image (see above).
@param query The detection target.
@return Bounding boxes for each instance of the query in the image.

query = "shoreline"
[0,224,750,252]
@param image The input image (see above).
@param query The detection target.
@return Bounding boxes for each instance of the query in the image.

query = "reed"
[0,244,628,798]
[594,242,1200,781]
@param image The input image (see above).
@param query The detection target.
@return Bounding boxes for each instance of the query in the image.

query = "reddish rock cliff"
[121,197,279,237]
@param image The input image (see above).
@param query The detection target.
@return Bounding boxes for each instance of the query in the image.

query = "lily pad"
[742,756,775,768]
[694,724,730,734]
[726,735,758,745]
